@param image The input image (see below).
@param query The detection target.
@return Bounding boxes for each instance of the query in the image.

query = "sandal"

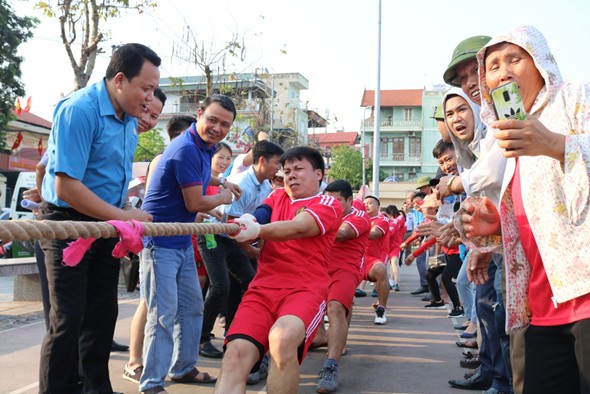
[142,386,167,394]
[171,368,216,384]
[455,340,478,349]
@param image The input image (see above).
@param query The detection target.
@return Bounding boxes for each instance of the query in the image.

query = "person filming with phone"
[459,25,590,394]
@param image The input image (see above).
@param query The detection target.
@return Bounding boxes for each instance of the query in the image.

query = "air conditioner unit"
[408,131,415,137]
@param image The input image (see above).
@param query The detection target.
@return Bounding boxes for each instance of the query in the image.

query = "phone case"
[490,82,526,121]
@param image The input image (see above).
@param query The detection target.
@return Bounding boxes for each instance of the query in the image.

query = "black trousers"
[38,206,119,394]
[524,318,590,394]
[425,253,462,307]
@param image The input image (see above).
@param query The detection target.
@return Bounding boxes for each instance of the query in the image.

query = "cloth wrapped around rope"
[0,220,240,266]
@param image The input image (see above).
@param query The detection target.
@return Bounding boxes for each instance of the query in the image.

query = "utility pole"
[372,0,382,196]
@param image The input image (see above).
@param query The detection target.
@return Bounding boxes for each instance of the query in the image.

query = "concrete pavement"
[0,265,477,394]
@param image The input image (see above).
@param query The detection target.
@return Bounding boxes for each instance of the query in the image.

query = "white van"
[10,172,37,220]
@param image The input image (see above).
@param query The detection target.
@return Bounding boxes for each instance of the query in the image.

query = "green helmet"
[443,35,492,87]
[431,99,444,120]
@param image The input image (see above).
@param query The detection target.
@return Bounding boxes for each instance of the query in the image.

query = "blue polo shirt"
[224,166,271,219]
[42,79,138,208]
[142,124,216,248]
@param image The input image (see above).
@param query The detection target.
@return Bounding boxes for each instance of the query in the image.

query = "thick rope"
[0,220,240,242]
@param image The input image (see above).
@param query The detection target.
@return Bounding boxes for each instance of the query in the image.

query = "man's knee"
[327,301,346,319]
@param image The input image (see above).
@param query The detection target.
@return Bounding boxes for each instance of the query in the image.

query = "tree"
[0,1,38,149]
[328,145,364,190]
[134,129,165,162]
[35,0,157,90]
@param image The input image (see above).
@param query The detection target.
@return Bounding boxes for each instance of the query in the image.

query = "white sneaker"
[374,306,387,325]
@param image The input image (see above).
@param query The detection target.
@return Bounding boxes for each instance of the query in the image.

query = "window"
[409,137,421,159]
[379,137,390,158]
[392,137,404,161]
[404,108,413,122]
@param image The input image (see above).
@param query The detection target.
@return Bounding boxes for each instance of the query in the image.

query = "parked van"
[9,172,37,220]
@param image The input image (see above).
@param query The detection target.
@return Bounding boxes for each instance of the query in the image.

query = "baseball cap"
[429,168,446,187]
[415,176,431,189]
[443,35,492,87]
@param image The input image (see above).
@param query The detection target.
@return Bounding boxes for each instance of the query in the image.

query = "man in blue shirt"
[38,43,160,394]
[139,94,242,392]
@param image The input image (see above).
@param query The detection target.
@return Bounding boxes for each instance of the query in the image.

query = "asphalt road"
[0,265,476,394]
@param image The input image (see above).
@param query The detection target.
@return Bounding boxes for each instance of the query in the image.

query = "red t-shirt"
[365,213,390,262]
[327,206,371,275]
[253,189,342,291]
[388,215,406,256]
[512,159,590,326]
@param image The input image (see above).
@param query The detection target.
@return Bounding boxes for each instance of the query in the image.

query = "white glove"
[228,213,260,242]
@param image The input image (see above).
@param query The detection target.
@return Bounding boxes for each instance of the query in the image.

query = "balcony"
[363,119,422,128]
[379,152,422,163]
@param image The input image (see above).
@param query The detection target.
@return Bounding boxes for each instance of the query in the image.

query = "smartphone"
[490,81,526,121]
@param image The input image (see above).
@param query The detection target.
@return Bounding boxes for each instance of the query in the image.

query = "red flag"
[11,132,23,152]
[14,98,22,117]
[24,97,32,113]
[38,136,43,155]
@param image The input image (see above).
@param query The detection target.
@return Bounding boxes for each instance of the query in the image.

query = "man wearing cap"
[432,101,451,143]
[440,36,513,394]
[415,175,432,196]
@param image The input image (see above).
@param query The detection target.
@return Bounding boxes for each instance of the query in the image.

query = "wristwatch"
[219,176,226,186]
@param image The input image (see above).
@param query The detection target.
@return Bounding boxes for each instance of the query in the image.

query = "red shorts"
[191,235,207,277]
[225,285,327,365]
[362,256,386,281]
[326,268,359,315]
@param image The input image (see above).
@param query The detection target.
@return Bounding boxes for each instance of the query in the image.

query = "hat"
[415,176,431,189]
[430,99,444,120]
[429,168,446,187]
[275,169,284,178]
[422,194,441,209]
[443,35,492,87]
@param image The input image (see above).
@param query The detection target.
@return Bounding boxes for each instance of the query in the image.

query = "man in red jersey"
[214,146,343,394]
[311,179,371,393]
[363,195,390,324]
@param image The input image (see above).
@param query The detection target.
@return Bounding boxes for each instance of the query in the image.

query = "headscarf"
[442,87,487,169]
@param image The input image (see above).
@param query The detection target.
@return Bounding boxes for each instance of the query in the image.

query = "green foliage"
[134,129,166,162]
[0,1,38,150]
[328,145,364,189]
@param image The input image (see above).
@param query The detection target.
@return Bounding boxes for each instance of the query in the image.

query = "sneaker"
[317,364,339,393]
[122,364,143,384]
[374,306,387,325]
[410,285,429,295]
[393,283,400,292]
[424,300,446,309]
[323,314,329,323]
[371,289,378,297]
[448,306,465,318]
[354,288,367,297]
[421,294,433,302]
[247,354,269,384]
[389,279,395,289]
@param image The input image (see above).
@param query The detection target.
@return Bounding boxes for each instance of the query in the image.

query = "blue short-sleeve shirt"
[224,166,271,219]
[42,79,138,208]
[142,124,216,248]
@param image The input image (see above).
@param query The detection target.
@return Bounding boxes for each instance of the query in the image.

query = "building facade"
[360,86,448,182]
[155,72,312,153]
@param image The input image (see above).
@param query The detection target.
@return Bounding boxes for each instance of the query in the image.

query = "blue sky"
[11,0,590,131]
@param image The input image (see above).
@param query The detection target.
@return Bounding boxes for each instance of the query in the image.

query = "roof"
[360,89,423,107]
[308,131,358,148]
[13,111,52,129]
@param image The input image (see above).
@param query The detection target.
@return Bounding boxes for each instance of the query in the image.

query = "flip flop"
[455,340,478,349]
[171,368,216,384]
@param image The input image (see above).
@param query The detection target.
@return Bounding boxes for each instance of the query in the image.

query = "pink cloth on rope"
[62,220,145,267]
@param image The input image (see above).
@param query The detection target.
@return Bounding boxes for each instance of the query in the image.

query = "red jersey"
[327,206,371,274]
[365,213,390,262]
[388,215,406,256]
[254,189,342,291]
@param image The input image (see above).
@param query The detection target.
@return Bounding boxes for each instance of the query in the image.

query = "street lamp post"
[361,106,372,187]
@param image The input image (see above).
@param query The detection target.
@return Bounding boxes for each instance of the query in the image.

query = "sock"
[324,358,338,368]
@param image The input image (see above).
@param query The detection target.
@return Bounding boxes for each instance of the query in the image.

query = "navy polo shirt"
[142,124,216,248]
